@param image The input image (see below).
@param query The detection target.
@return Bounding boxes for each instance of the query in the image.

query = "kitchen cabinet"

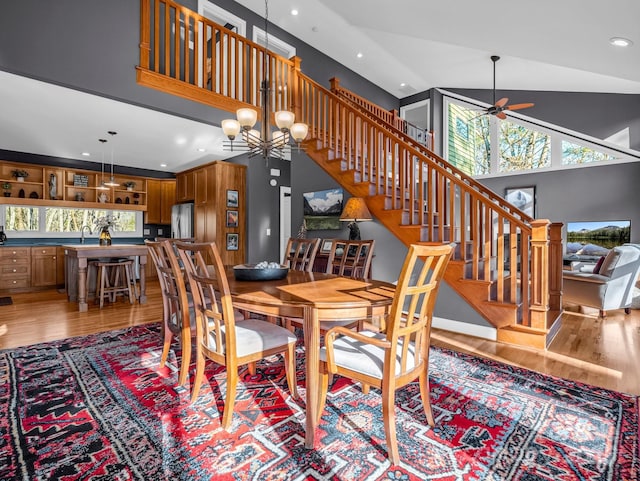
[146,179,176,224]
[160,180,176,224]
[0,247,31,291]
[191,161,246,266]
[31,246,58,287]
[176,171,195,202]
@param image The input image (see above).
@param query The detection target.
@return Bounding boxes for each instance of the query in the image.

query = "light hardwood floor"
[1,283,639,396]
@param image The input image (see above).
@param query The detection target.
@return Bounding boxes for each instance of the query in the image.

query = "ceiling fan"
[483,55,534,119]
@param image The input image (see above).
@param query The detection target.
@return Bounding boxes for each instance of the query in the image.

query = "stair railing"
[330,77,434,150]
[138,0,561,330]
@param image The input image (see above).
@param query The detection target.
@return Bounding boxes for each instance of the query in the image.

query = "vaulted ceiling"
[1,1,638,173]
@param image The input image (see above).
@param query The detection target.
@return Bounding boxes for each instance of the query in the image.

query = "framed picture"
[321,239,333,253]
[302,188,343,230]
[227,189,239,208]
[226,233,239,251]
[226,210,238,227]
[505,186,535,217]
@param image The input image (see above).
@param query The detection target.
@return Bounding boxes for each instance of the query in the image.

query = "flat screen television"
[564,220,631,264]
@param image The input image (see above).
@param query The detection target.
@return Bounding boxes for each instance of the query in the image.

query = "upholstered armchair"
[563,244,640,317]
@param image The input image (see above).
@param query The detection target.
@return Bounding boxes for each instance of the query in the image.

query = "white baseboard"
[432,316,497,341]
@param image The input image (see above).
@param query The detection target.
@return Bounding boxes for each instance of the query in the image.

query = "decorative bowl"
[233,264,289,281]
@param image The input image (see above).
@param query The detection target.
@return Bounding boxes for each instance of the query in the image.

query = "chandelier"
[221,0,308,160]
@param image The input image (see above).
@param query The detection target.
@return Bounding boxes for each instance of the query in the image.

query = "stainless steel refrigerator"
[171,203,194,238]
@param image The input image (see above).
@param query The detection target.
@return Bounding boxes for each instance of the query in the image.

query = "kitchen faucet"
[80,225,93,244]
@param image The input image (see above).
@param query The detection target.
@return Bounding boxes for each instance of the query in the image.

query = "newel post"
[548,222,564,312]
[529,219,551,330]
[139,0,151,69]
[289,56,303,121]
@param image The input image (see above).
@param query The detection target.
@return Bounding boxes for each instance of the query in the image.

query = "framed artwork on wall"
[321,239,333,253]
[226,233,239,251]
[227,189,239,208]
[504,186,536,218]
[226,210,238,227]
[302,188,343,230]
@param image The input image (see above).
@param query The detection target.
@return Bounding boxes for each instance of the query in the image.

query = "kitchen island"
[63,244,148,312]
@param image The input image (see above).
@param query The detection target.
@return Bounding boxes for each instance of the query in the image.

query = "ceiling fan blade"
[494,97,509,108]
[496,111,507,120]
[506,102,535,111]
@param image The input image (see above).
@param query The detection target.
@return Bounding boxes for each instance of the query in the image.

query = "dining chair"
[283,237,321,272]
[145,239,193,386]
[285,238,376,333]
[325,239,375,279]
[317,243,453,465]
[174,241,299,429]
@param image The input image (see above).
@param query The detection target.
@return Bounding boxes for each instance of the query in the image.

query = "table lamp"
[340,197,372,240]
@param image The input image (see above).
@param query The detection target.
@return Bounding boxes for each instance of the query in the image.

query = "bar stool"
[95,258,137,308]
[86,257,110,301]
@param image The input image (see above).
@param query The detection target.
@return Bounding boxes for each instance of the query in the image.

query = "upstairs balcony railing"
[138,0,563,332]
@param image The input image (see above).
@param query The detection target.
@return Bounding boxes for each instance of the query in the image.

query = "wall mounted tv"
[565,220,631,263]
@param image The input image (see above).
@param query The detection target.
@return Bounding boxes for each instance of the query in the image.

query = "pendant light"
[97,138,109,191]
[104,130,119,187]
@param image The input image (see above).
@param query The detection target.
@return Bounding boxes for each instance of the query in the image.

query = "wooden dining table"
[63,244,148,312]
[224,267,397,449]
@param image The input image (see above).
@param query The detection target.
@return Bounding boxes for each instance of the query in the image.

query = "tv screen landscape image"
[565,220,631,262]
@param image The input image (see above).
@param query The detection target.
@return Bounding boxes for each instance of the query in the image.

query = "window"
[562,140,617,165]
[446,101,490,176]
[4,206,39,232]
[444,95,637,177]
[499,120,550,172]
[2,206,142,238]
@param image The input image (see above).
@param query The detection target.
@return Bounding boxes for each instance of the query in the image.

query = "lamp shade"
[290,122,309,143]
[236,108,258,129]
[275,110,295,130]
[340,197,372,222]
[221,119,241,139]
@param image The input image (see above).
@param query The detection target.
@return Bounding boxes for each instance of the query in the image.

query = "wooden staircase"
[136,0,564,349]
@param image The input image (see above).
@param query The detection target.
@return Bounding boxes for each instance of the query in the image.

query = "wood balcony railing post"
[139,0,151,69]
[289,56,302,121]
[329,77,340,94]
[548,222,564,312]
[529,219,551,330]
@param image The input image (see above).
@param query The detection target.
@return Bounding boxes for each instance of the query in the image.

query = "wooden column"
[529,219,551,331]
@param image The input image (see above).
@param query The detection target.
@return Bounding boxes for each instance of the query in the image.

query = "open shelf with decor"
[0,162,45,200]
[0,160,150,211]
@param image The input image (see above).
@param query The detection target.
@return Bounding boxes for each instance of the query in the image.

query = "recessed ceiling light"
[291,9,298,16]
[81,152,91,156]
[197,148,206,152]
[610,37,633,47]
[356,52,363,59]
[400,83,406,87]
[160,163,167,168]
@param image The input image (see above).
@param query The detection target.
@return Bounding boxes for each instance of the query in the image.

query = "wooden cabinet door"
[31,247,57,287]
[195,168,208,204]
[145,179,162,224]
[176,171,195,202]
[160,180,176,224]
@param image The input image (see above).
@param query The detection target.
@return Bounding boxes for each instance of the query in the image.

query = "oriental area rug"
[1,324,637,480]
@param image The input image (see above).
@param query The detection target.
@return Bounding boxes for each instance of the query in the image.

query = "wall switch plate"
[158,228,163,235]
[270,168,280,177]
[266,228,271,236]
[143,228,150,235]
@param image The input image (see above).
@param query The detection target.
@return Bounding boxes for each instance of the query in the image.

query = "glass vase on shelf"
[99,226,112,246]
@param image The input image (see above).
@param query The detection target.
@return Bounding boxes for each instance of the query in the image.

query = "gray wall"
[0,0,398,264]
[480,162,640,245]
